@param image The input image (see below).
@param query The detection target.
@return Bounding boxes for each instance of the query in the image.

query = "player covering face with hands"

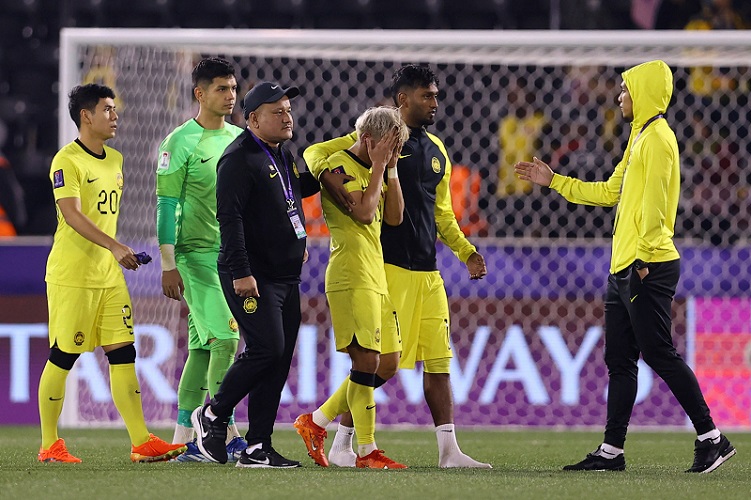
[295,107,409,469]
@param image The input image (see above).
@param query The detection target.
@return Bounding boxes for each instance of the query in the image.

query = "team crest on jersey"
[431,157,441,173]
[53,169,65,188]
[229,317,238,332]
[374,327,381,344]
[116,173,124,190]
[73,331,85,346]
[292,161,299,178]
[243,297,258,314]
[158,151,170,170]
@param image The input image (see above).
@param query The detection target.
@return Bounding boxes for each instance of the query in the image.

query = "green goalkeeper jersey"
[156,119,243,253]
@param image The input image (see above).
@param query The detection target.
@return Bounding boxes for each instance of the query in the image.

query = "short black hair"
[192,57,236,88]
[390,64,439,105]
[68,83,116,129]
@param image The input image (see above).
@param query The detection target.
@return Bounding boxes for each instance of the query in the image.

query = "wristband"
[159,243,177,271]
[388,168,398,179]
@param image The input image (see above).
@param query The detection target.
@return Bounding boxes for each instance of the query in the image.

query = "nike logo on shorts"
[200,157,214,163]
[366,404,376,410]
[49,396,63,401]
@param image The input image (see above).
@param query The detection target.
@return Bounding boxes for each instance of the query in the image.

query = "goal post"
[57,29,751,429]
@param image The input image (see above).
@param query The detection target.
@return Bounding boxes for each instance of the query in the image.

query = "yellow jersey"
[45,139,126,288]
[323,149,387,294]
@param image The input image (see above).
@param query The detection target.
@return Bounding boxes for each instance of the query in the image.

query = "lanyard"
[624,113,664,176]
[634,114,663,144]
[249,131,295,203]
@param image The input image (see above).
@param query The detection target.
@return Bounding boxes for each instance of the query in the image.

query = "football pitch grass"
[1,427,749,500]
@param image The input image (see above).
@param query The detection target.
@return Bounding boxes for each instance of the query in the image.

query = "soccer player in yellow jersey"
[295,107,409,469]
[38,84,186,463]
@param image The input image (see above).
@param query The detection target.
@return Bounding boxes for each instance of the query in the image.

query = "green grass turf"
[1,427,748,500]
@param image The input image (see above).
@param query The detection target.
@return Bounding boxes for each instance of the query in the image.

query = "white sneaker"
[328,448,357,467]
[439,452,493,469]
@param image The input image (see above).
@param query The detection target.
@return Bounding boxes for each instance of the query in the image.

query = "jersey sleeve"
[155,134,191,198]
[50,155,82,201]
[216,151,255,279]
[549,159,624,208]
[156,195,179,245]
[430,135,477,263]
[303,132,358,179]
[329,160,365,194]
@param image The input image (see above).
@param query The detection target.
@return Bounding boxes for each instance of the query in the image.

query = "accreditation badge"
[287,207,307,240]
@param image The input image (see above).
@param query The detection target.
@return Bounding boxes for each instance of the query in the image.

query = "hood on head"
[622,60,673,128]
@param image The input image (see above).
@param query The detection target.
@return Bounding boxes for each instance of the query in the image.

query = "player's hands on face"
[161,268,184,301]
[234,275,260,298]
[111,242,139,270]
[466,252,487,280]
[367,129,398,170]
[320,169,355,212]
[514,156,554,187]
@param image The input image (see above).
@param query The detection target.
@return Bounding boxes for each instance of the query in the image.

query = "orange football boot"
[356,449,408,469]
[38,438,82,463]
[130,433,187,463]
[293,413,329,467]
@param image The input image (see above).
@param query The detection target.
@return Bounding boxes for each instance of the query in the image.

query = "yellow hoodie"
[549,60,680,274]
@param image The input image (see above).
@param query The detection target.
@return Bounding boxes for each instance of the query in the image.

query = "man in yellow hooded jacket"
[515,60,735,473]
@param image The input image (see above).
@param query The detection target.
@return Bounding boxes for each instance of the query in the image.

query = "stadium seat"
[107,0,175,28]
[302,194,329,237]
[441,0,505,30]
[450,165,489,237]
[307,0,374,29]
[243,0,307,29]
[60,0,107,27]
[371,0,440,29]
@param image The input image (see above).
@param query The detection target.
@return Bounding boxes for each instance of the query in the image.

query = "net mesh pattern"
[62,32,751,429]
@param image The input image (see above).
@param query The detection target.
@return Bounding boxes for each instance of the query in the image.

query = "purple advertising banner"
[1,296,689,428]
[0,241,730,428]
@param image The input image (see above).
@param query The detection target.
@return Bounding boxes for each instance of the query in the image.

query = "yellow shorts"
[327,289,401,354]
[47,281,135,353]
[384,264,452,370]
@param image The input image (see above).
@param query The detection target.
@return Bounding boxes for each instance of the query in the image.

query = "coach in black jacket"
[192,82,319,467]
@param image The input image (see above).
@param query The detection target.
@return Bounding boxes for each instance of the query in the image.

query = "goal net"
[58,29,751,430]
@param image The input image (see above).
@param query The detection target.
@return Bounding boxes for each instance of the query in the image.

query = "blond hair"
[354,106,409,146]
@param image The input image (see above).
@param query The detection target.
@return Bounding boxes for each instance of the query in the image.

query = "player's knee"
[49,347,80,370]
[376,360,399,383]
[424,357,451,374]
[105,344,137,365]
[208,338,239,359]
